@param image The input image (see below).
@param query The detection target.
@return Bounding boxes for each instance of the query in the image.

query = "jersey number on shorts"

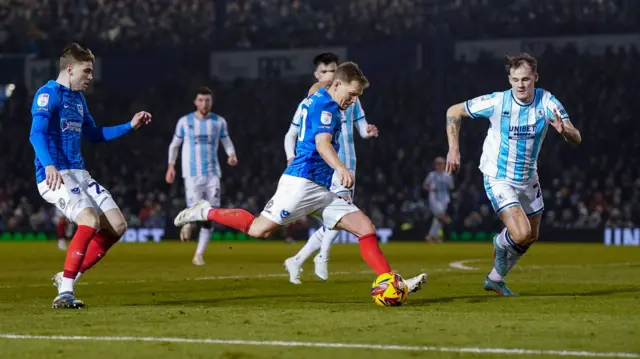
[297,108,308,141]
[88,182,103,195]
[533,183,541,198]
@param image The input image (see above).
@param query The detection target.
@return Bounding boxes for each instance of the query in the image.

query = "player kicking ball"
[283,52,379,284]
[174,62,427,294]
[29,43,152,308]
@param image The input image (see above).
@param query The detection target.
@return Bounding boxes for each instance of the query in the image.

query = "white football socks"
[294,227,324,264]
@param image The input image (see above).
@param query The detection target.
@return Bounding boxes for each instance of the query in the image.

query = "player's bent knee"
[247,215,279,239]
[336,211,375,238]
[76,208,100,229]
[111,220,128,237]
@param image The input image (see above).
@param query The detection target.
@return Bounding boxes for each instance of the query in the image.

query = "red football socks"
[207,208,255,234]
[63,225,97,279]
[358,233,391,275]
[79,230,121,273]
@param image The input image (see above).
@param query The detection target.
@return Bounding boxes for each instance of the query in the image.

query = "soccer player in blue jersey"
[29,43,152,308]
[283,52,379,283]
[445,53,581,296]
[166,86,238,266]
[174,62,427,293]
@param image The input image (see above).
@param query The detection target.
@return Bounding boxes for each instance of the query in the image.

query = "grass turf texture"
[0,241,638,359]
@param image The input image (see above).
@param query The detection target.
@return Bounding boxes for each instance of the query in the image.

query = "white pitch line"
[449,258,484,271]
[0,334,637,358]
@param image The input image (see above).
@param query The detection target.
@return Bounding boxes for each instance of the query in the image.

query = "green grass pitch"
[0,241,638,359]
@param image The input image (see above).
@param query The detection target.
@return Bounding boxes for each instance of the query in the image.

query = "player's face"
[333,80,364,110]
[508,64,537,103]
[435,159,445,172]
[194,94,213,114]
[314,62,337,82]
[69,61,93,91]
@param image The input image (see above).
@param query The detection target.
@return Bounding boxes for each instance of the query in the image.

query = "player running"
[174,62,427,293]
[283,53,379,284]
[30,43,152,309]
[423,157,454,243]
[165,86,238,265]
[445,53,581,296]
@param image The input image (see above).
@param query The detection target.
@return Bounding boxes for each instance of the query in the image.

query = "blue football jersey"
[30,80,133,183]
[30,81,91,182]
[284,88,342,188]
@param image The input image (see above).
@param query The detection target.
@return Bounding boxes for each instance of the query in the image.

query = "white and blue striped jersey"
[465,88,569,183]
[424,171,454,202]
[172,112,230,178]
[291,97,365,171]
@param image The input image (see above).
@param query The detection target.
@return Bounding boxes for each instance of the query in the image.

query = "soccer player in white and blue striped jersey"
[283,53,379,284]
[445,53,581,296]
[166,87,238,265]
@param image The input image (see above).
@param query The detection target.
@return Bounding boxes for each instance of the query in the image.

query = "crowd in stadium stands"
[1,44,638,235]
[1,0,637,54]
[0,0,638,237]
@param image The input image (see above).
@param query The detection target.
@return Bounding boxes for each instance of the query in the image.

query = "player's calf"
[336,211,391,275]
[56,208,99,300]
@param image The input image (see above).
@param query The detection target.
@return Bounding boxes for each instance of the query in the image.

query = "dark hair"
[505,52,538,74]
[334,62,369,89]
[313,52,339,68]
[59,43,94,71]
[195,86,213,97]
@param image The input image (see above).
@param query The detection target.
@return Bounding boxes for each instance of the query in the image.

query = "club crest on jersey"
[320,111,332,125]
[535,108,545,119]
[37,93,49,107]
[280,209,291,219]
[77,104,83,116]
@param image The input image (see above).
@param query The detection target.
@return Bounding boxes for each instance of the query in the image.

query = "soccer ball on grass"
[371,272,409,307]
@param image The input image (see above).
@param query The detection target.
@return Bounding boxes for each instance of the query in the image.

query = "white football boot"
[313,254,329,280]
[192,254,206,266]
[284,257,303,284]
[174,200,211,227]
[405,273,428,294]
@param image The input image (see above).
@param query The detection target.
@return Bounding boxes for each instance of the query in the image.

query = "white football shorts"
[261,174,359,229]
[184,175,221,208]
[38,169,118,222]
[483,174,544,216]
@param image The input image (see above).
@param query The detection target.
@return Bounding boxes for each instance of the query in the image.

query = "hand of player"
[227,154,238,166]
[165,165,176,184]
[131,111,152,130]
[45,165,64,190]
[287,157,294,166]
[548,108,566,134]
[445,148,460,175]
[366,124,379,138]
[337,166,354,189]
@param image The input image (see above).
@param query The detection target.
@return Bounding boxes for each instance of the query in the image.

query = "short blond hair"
[60,43,95,71]
[334,62,369,89]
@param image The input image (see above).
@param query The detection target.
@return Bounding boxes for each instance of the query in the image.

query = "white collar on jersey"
[511,90,536,107]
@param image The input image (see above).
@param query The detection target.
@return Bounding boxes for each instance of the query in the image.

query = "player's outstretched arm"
[549,108,581,146]
[445,103,471,174]
[315,133,354,188]
[82,111,151,142]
